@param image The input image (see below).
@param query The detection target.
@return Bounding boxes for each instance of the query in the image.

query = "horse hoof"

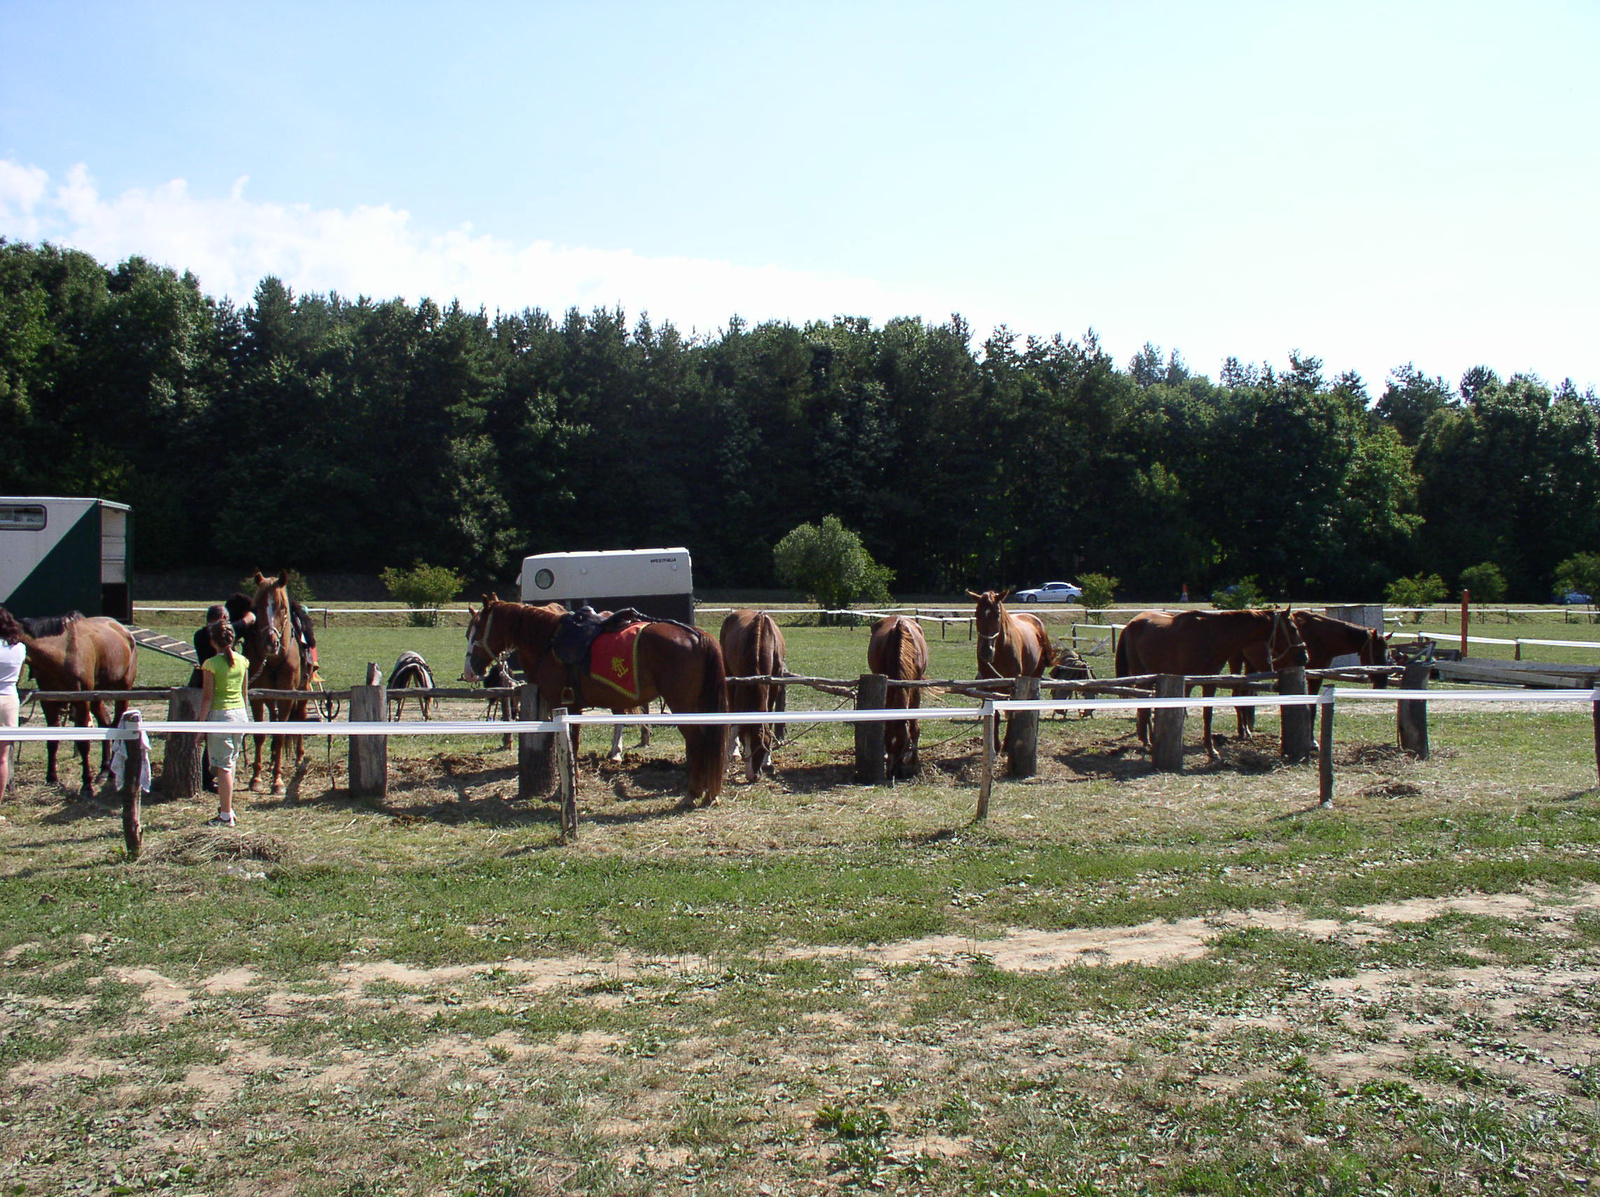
[272,783,286,796]
[607,752,623,765]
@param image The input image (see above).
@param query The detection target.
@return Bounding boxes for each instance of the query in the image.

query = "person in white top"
[0,605,26,801]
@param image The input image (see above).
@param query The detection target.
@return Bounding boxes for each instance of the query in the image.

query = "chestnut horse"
[867,614,929,779]
[1231,611,1391,737]
[720,610,786,782]
[1115,608,1306,759]
[243,571,311,794]
[968,589,1057,751]
[464,597,727,806]
[19,613,137,793]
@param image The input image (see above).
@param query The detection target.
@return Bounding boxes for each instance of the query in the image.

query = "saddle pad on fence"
[590,623,645,701]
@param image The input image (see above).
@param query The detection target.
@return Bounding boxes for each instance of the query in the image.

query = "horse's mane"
[20,612,83,638]
[890,616,920,679]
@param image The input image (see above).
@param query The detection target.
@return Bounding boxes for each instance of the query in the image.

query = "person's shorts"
[0,692,18,731]
[207,708,249,771]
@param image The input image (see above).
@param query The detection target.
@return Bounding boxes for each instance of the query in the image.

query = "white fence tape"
[12,686,1599,742]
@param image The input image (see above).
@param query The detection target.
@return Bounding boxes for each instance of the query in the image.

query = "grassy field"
[4,612,1600,1194]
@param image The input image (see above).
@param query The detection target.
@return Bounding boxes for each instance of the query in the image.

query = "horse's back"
[721,609,782,712]
[869,615,928,709]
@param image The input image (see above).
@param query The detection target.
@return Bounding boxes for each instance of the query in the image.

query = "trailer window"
[533,568,555,590]
[0,505,46,531]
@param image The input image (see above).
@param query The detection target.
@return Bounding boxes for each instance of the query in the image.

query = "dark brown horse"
[243,571,311,794]
[19,613,138,793]
[1230,611,1391,737]
[464,597,727,806]
[1115,608,1305,759]
[720,610,786,783]
[867,614,929,779]
[968,589,1057,751]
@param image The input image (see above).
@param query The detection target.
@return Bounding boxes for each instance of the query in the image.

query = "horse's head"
[248,572,293,661]
[967,589,1012,668]
[1265,607,1308,669]
[464,593,528,682]
[1362,629,1393,667]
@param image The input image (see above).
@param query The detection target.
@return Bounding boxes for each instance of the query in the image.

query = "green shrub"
[1078,573,1118,621]
[379,561,466,628]
[1458,562,1506,603]
[1211,576,1265,609]
[1385,573,1446,621]
[773,516,894,618]
[1554,552,1600,603]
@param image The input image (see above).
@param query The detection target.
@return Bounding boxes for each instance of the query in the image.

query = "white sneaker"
[206,812,236,827]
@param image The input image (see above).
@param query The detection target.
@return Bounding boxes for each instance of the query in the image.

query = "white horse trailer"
[0,497,132,622]
[519,548,694,624]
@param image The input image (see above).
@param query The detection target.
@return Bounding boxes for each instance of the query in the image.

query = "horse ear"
[997,588,1012,603]
[253,570,265,585]
[965,590,981,601]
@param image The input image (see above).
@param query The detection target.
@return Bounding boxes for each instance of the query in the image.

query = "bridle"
[976,603,1004,667]
[464,604,510,683]
[1264,609,1305,669]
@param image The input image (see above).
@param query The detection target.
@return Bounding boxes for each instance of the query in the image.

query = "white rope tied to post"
[108,710,151,793]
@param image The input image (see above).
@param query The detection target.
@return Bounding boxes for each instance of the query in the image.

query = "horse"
[1230,611,1391,737]
[387,651,436,720]
[867,614,929,779]
[242,571,311,795]
[719,610,786,782]
[1115,608,1306,759]
[18,613,137,793]
[464,597,727,806]
[471,617,652,762]
[968,589,1058,751]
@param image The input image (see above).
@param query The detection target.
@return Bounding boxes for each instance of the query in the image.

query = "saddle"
[387,651,435,690]
[550,606,649,703]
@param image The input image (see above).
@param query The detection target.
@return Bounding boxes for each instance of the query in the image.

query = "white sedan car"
[1013,581,1083,603]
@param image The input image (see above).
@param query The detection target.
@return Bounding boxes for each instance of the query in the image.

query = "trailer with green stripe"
[0,497,132,622]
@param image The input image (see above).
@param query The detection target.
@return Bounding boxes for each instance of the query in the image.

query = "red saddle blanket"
[590,623,644,701]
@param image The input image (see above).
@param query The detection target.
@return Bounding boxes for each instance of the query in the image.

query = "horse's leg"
[608,720,626,763]
[248,698,266,791]
[640,703,653,748]
[1202,684,1219,760]
[41,701,62,786]
[93,697,119,783]
[74,696,94,795]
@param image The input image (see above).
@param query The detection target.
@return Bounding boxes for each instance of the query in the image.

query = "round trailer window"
[533,568,555,590]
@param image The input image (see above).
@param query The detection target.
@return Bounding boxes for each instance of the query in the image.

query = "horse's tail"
[1037,619,1059,671]
[1115,628,1130,679]
[686,630,728,803]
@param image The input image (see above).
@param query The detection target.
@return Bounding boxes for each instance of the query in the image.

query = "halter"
[1264,609,1302,669]
[465,604,512,682]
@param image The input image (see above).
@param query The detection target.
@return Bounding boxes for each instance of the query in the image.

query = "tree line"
[2,238,1597,602]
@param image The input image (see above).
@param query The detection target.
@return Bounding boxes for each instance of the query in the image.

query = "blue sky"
[2,1,1596,392]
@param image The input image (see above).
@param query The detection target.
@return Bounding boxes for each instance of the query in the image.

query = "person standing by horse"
[188,604,236,792]
[0,605,25,801]
[197,618,250,826]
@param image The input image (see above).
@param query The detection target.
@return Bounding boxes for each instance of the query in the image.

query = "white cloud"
[0,160,947,335]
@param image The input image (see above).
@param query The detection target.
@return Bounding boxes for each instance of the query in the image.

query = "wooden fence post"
[517,683,553,800]
[119,710,144,861]
[976,699,996,819]
[553,709,578,840]
[164,687,203,801]
[1006,675,1040,778]
[348,665,388,799]
[1592,688,1600,789]
[1279,665,1314,763]
[1398,660,1430,759]
[855,673,888,784]
[1151,675,1186,773]
[1318,684,1336,808]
